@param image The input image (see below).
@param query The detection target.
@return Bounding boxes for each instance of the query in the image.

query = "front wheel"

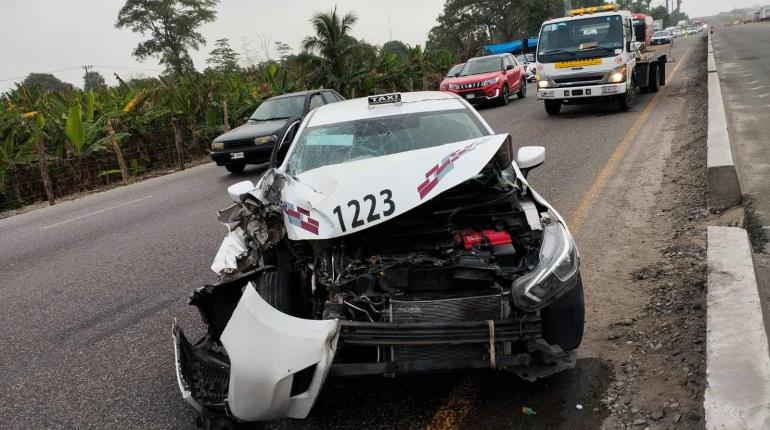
[618,78,636,111]
[499,84,510,106]
[516,78,527,99]
[540,274,585,351]
[544,100,562,116]
[225,164,245,174]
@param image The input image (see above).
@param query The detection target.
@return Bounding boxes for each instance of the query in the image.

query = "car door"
[504,55,518,90]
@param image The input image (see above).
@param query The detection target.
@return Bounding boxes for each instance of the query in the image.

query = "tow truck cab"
[535,4,669,115]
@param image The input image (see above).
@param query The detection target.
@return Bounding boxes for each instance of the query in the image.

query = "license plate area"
[230,152,245,160]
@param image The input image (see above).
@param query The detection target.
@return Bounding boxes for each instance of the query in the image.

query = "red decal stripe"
[301,221,319,235]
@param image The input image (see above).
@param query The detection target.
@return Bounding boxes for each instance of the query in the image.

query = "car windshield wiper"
[251,116,291,121]
[579,46,618,53]
[539,49,577,57]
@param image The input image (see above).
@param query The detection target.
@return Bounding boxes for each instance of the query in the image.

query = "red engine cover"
[482,229,513,246]
[460,229,484,250]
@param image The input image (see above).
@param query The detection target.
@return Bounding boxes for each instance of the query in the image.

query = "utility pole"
[564,0,572,15]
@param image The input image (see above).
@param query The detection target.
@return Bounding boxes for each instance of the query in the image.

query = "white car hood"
[259,134,509,240]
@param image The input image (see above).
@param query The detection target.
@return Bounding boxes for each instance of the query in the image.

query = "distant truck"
[653,19,664,31]
[677,19,687,28]
[535,4,670,115]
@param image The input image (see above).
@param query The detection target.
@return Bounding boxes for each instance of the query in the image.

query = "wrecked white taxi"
[173,91,585,426]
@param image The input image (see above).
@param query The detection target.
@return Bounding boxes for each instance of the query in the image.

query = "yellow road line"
[568,47,692,234]
[424,47,693,430]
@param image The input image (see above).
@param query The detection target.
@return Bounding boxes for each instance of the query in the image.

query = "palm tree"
[301,7,358,94]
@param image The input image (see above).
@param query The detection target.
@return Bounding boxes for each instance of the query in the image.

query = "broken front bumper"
[174,284,340,422]
[174,286,576,422]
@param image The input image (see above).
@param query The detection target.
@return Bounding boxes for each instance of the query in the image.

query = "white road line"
[759,93,770,99]
[750,86,765,91]
[41,195,154,230]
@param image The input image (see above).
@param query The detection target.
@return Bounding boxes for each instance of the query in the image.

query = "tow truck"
[535,4,670,115]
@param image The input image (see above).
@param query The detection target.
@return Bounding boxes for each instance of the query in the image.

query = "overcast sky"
[0,0,760,93]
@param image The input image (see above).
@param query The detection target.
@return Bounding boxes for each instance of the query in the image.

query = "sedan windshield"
[447,64,465,77]
[538,15,624,62]
[459,58,502,76]
[285,109,488,175]
[250,95,305,121]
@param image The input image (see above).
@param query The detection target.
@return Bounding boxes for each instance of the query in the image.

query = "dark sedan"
[210,89,344,173]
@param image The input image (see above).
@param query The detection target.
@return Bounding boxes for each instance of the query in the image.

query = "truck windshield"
[538,15,624,63]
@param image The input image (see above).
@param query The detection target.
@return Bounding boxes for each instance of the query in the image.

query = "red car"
[440,54,527,105]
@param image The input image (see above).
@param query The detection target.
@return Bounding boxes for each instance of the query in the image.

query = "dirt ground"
[576,38,709,429]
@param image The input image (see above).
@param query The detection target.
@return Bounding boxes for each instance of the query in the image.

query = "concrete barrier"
[707,34,742,209]
[705,227,770,429]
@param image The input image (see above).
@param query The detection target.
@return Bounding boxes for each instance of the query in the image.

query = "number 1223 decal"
[333,189,395,232]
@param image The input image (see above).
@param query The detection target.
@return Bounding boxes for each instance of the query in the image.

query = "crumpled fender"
[221,284,340,421]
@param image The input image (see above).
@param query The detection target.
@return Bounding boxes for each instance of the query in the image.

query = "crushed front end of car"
[173,135,585,425]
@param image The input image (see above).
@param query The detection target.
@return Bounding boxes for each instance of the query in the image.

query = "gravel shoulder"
[575,37,709,429]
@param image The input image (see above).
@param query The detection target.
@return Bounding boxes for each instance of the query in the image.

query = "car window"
[322,91,338,104]
[309,93,325,110]
[249,95,305,121]
[285,109,488,175]
[460,58,502,76]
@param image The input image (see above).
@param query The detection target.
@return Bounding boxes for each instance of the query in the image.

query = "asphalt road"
[0,38,694,429]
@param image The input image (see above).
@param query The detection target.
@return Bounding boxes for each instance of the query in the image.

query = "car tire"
[500,84,510,106]
[225,164,245,175]
[618,76,635,111]
[256,270,299,315]
[516,78,526,99]
[544,100,562,116]
[540,273,585,351]
[648,64,659,93]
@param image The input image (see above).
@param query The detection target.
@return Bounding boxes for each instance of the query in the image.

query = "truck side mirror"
[516,146,545,177]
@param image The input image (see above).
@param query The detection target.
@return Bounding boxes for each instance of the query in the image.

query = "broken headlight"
[512,220,578,311]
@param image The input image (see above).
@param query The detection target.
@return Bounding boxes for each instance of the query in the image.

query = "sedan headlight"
[608,65,627,83]
[254,135,278,145]
[448,83,461,90]
[211,142,224,150]
[512,219,579,311]
[480,77,500,87]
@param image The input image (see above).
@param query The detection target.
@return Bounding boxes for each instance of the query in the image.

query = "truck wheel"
[544,100,562,116]
[516,78,527,99]
[500,84,510,106]
[658,62,666,86]
[256,271,299,315]
[225,164,245,174]
[618,77,635,111]
[648,64,659,93]
[540,274,585,351]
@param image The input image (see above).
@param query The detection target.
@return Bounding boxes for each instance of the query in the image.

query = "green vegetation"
[0,0,689,211]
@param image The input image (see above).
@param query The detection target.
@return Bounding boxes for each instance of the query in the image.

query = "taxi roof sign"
[368,93,402,107]
[569,4,619,16]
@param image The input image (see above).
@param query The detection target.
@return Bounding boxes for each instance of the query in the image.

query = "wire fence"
[0,121,216,213]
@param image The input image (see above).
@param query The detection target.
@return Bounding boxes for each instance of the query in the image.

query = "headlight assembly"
[480,77,500,87]
[608,65,627,83]
[537,78,550,89]
[254,135,278,145]
[512,219,579,311]
[211,142,224,150]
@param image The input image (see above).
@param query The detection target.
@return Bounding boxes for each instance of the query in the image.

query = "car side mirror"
[506,64,514,70]
[270,117,302,169]
[228,181,255,202]
[516,146,545,177]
